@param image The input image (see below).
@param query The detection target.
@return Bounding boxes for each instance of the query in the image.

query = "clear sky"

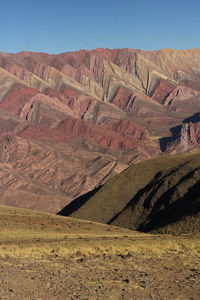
[1,0,200,54]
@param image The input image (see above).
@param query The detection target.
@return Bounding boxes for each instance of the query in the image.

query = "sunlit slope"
[0,204,138,258]
[1,205,200,260]
[59,151,200,234]
[0,204,135,243]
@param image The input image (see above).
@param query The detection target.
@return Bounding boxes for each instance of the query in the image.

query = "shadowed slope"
[59,151,200,234]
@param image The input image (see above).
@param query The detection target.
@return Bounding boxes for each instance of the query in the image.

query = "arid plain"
[0,205,200,300]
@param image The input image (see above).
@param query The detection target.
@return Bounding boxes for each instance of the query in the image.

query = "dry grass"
[0,205,200,260]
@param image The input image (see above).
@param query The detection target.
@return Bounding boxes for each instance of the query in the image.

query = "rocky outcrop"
[179,123,200,151]
[0,84,38,115]
[151,79,175,103]
[163,86,200,114]
[102,119,147,141]
[165,122,200,154]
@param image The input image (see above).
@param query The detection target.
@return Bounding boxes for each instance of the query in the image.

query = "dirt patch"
[0,253,200,300]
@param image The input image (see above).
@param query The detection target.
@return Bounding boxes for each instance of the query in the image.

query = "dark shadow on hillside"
[108,163,187,225]
[159,125,182,152]
[108,170,165,225]
[108,163,200,233]
[183,112,200,124]
[57,185,102,216]
[139,180,200,232]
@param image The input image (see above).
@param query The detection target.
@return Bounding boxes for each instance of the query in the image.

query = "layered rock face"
[0,48,200,212]
[164,122,200,153]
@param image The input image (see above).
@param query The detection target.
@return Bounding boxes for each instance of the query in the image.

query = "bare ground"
[0,205,200,299]
[0,251,200,300]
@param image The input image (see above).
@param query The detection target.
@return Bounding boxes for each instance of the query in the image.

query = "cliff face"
[0,48,200,212]
[164,122,200,153]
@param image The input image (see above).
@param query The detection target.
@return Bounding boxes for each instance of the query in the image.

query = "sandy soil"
[1,205,200,299]
[0,252,200,300]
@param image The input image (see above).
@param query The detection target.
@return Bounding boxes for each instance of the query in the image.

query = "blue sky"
[1,0,200,54]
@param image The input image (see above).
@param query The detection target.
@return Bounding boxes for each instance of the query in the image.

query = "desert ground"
[0,205,200,300]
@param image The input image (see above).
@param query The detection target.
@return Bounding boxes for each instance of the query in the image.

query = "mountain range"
[0,47,200,214]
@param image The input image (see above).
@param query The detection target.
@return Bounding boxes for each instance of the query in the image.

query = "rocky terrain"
[2,251,200,300]
[1,205,200,300]
[0,48,200,212]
